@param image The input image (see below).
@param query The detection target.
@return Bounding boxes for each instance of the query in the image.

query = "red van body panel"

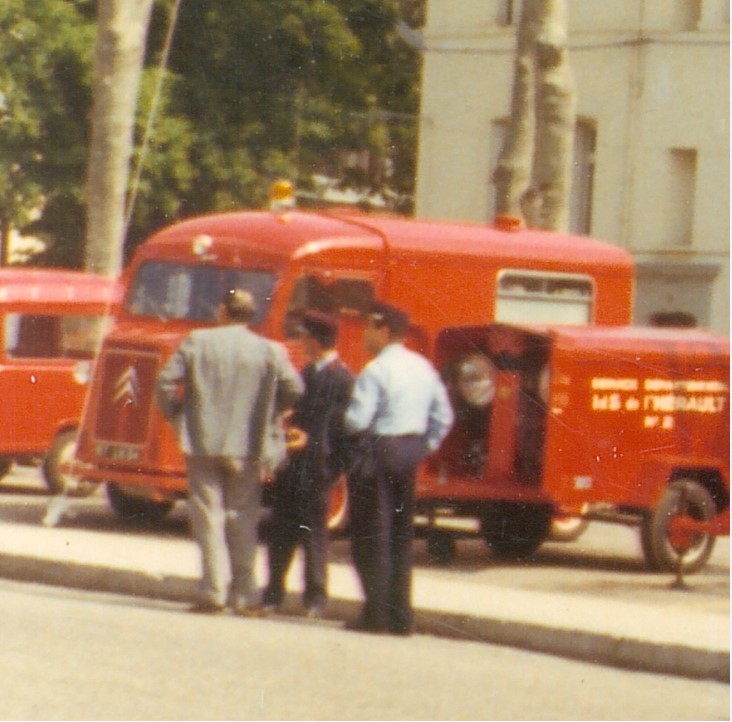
[429,324,729,518]
[0,269,120,459]
[72,210,635,502]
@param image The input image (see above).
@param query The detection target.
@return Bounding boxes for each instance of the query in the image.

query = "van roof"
[0,268,121,306]
[513,323,729,359]
[141,209,633,272]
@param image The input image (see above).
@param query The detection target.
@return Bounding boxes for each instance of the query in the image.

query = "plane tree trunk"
[494,0,575,232]
[85,0,153,277]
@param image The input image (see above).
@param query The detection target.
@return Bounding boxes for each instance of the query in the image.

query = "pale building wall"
[416,0,730,334]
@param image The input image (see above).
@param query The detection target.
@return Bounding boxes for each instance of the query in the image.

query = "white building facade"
[415,0,729,333]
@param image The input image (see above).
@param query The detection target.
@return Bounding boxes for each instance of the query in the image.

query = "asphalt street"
[0,464,728,684]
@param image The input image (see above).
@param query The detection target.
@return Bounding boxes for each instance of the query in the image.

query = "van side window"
[5,314,110,359]
[496,270,594,325]
[283,275,375,338]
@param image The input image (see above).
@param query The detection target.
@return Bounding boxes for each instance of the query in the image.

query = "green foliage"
[0,0,95,265]
[4,0,424,265]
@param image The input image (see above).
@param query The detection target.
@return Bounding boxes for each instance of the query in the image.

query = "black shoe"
[305,604,325,619]
[188,601,225,615]
[344,617,387,634]
[389,624,415,637]
[261,589,282,612]
[232,603,268,618]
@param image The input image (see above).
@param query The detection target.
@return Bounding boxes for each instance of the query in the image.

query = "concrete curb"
[1,551,727,684]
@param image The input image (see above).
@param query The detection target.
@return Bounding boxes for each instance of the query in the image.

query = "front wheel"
[481,503,552,559]
[106,483,174,525]
[42,429,97,497]
[640,479,716,574]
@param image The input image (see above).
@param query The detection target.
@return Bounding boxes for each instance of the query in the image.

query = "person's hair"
[367,301,410,338]
[223,288,256,322]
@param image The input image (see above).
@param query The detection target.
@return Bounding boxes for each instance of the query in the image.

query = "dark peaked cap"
[300,310,339,348]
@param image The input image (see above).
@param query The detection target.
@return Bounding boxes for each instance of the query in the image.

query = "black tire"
[42,429,97,497]
[481,503,552,559]
[106,482,174,525]
[426,530,457,565]
[0,457,13,481]
[640,479,716,574]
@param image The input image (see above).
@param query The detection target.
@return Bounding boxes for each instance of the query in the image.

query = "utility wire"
[123,0,182,239]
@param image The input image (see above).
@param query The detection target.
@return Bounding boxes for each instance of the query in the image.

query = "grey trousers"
[186,456,262,607]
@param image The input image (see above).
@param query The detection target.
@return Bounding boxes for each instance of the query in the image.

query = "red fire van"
[0,269,120,494]
[427,323,729,573]
[68,202,634,525]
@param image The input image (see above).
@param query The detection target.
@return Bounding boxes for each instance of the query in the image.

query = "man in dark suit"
[156,289,303,616]
[263,311,354,618]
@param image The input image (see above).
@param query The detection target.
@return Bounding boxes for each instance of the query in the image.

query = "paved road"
[0,464,728,683]
[1,578,727,721]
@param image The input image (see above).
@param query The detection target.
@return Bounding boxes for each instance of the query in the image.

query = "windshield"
[125,262,276,324]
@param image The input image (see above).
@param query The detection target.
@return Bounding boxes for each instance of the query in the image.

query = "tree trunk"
[493,1,535,219]
[0,216,10,267]
[530,0,575,231]
[85,0,153,277]
[493,0,575,232]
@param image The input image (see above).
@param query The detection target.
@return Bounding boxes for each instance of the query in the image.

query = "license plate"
[95,443,141,462]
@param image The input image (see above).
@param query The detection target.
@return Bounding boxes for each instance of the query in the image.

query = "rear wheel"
[481,503,552,559]
[106,483,174,525]
[640,479,716,574]
[42,429,97,497]
[426,530,457,565]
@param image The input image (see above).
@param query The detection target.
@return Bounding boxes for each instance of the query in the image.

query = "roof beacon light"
[269,179,296,213]
[494,214,523,232]
[192,233,213,256]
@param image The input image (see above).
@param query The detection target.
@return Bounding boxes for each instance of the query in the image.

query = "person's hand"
[285,425,308,452]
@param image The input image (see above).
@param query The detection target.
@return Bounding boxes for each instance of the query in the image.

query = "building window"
[674,0,702,30]
[663,148,697,247]
[497,0,523,26]
[649,311,698,327]
[569,120,596,235]
[489,117,595,235]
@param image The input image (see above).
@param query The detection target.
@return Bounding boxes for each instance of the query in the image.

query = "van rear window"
[496,270,594,325]
[126,262,276,324]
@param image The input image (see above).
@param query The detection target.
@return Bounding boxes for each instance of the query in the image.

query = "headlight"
[73,360,92,385]
[455,353,496,408]
[537,363,551,404]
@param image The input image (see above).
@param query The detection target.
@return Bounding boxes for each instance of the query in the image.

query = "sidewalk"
[0,510,727,683]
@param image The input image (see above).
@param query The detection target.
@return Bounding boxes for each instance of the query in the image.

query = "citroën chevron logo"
[112,366,140,406]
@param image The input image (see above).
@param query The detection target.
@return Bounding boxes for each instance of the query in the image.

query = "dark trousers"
[348,434,425,632]
[264,465,330,609]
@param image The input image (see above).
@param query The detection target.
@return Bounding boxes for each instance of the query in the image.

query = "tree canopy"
[2,0,423,267]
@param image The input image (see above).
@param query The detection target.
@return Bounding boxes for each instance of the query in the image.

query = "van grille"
[93,349,160,446]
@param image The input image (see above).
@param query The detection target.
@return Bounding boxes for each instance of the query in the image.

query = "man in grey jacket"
[156,289,303,616]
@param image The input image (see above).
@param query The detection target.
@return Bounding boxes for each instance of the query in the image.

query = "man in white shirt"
[344,301,454,635]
